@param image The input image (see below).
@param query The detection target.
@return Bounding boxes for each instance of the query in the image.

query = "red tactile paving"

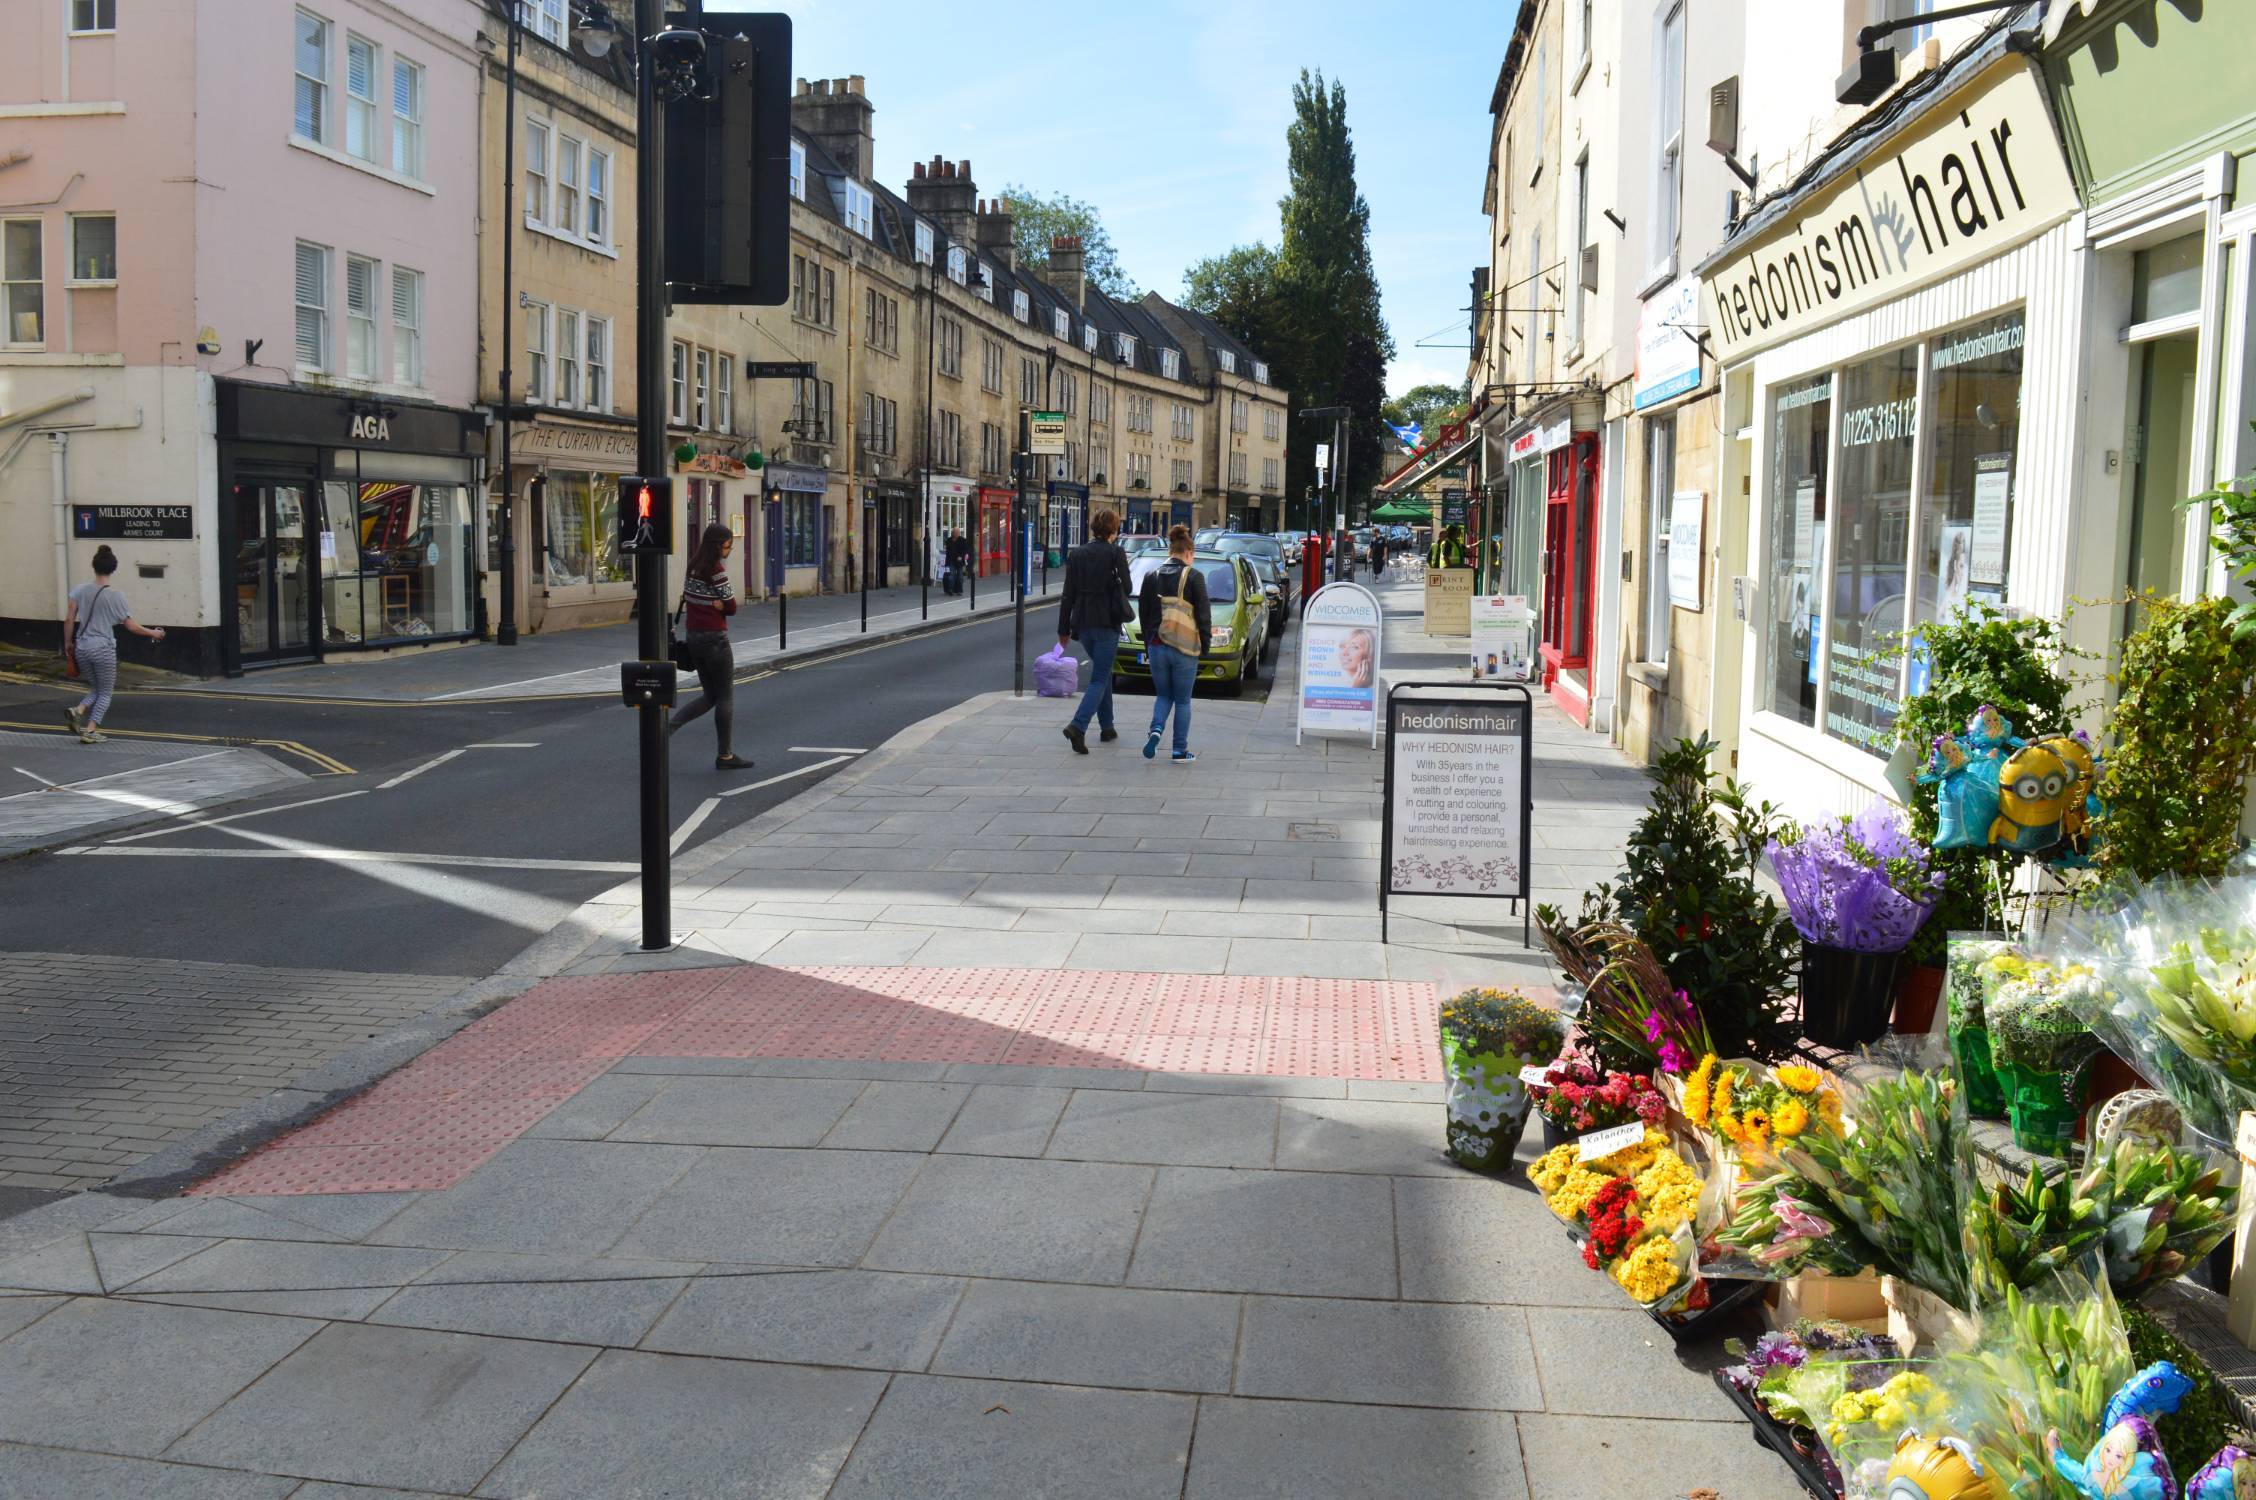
[191,964,1499,1197]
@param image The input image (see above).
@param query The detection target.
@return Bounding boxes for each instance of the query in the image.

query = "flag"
[1388,422,1421,447]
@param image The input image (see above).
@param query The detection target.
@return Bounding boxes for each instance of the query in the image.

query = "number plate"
[1136,652,1148,665]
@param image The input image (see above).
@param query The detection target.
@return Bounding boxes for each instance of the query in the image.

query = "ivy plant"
[2182,446,2256,641]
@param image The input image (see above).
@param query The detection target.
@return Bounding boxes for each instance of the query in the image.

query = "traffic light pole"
[634,0,671,952]
[1011,406,1027,697]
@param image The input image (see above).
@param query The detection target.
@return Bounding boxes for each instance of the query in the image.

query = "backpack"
[1156,564,1201,656]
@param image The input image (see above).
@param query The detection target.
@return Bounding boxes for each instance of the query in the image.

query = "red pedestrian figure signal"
[616,475,674,554]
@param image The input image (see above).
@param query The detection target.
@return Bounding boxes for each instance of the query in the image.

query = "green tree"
[1380,382,1471,440]
[1001,185,1138,299]
[1181,243,1286,355]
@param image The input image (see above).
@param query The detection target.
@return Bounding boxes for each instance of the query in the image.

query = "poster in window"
[1970,453,2009,586]
[1938,522,1973,622]
[1793,478,1816,572]
[1667,490,1704,610]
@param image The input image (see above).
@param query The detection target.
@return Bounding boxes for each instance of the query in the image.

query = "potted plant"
[1532,1058,1666,1151]
[1767,804,1944,1047]
[1985,956,2104,1156]
[1437,986,1565,1173]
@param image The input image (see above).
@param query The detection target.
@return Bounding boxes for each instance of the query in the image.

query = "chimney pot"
[960,159,971,178]
[832,77,848,93]
[847,74,865,95]
[914,162,926,179]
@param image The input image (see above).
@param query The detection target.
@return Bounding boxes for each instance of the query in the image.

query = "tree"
[1182,243,1286,355]
[1001,185,1138,299]
[1381,382,1472,441]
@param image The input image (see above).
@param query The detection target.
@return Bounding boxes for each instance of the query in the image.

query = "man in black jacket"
[1056,509,1134,753]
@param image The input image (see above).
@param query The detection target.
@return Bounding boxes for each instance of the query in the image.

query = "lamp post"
[494,5,523,645]
[1300,404,1348,582]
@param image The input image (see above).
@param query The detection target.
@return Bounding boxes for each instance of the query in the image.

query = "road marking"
[471,741,542,748]
[788,746,868,755]
[716,753,852,799]
[65,845,638,873]
[0,720,352,776]
[104,788,371,844]
[8,749,235,806]
[671,796,720,854]
[377,748,464,790]
[12,767,60,790]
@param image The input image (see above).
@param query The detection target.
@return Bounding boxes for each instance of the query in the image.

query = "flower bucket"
[1798,941,1904,1049]
[1948,1022,2009,1120]
[1440,1038,1534,1174]
[1892,962,1945,1036]
[1995,1058,2089,1157]
[1539,1116,1576,1152]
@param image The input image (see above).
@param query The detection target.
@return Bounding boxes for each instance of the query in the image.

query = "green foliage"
[1537,736,1799,1060]
[2183,454,2256,641]
[2093,592,2256,881]
[1380,382,1471,441]
[2124,1305,2254,1484]
[1001,186,1138,299]
[1182,243,1285,353]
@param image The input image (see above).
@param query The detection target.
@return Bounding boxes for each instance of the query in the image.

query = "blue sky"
[768,0,1511,398]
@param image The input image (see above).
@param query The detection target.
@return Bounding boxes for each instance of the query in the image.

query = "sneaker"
[63,704,83,733]
[78,729,105,745]
[1171,750,1197,763]
[1099,728,1119,743]
[1143,730,1160,761]
[715,754,754,771]
[1062,725,1088,755]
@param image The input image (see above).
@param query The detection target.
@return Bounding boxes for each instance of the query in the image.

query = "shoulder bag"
[667,582,696,672]
[63,584,106,680]
[1156,565,1202,657]
[1108,544,1135,627]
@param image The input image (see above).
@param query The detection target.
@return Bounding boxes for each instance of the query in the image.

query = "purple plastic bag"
[1034,645,1081,698]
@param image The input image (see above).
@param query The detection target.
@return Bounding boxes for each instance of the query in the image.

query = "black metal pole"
[860,497,870,632]
[1012,407,1027,695]
[778,584,786,650]
[921,277,932,622]
[633,0,669,951]
[496,10,520,645]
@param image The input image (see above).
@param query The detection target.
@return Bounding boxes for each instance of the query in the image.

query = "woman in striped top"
[668,523,752,771]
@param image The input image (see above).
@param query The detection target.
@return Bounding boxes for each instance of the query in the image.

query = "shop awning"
[1375,430,1480,496]
[1369,499,1433,523]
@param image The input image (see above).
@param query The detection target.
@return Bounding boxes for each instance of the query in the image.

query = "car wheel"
[1246,643,1266,689]
[1219,654,1245,697]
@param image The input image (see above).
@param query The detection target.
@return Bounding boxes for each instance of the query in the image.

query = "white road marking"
[12,767,60,790]
[716,753,852,799]
[670,796,720,854]
[377,748,464,790]
[65,845,638,873]
[104,788,371,844]
[470,741,542,748]
[787,746,868,754]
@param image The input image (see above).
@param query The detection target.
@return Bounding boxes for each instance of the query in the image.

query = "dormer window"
[1114,332,1136,364]
[914,221,934,266]
[789,141,805,202]
[947,246,966,284]
[1082,323,1097,353]
[840,181,874,238]
[1052,309,1069,339]
[1217,349,1236,374]
[1013,289,1030,322]
[1161,349,1181,380]
[976,264,993,303]
[1253,361,1269,385]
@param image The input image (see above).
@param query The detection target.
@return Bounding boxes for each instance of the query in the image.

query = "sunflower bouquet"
[1681,1054,1844,1166]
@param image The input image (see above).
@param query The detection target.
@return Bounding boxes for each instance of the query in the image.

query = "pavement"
[0,571,1797,1497]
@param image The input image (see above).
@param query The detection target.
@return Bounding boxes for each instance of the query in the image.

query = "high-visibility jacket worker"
[1429,525,1466,568]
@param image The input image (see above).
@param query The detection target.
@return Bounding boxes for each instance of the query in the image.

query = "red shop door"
[978,493,1011,577]
[1536,434,1600,725]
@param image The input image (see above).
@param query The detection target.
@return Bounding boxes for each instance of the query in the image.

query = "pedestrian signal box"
[616,476,674,555]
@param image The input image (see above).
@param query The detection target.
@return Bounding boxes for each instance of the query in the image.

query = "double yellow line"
[0,720,354,777]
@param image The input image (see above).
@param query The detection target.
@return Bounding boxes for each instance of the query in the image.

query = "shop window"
[1823,344,1920,755]
[1763,374,1830,728]
[541,470,630,586]
[1642,415,1675,666]
[348,480,472,639]
[783,494,822,567]
[2131,234,2203,327]
[1914,310,2022,642]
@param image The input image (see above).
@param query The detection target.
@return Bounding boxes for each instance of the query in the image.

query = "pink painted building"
[0,0,486,674]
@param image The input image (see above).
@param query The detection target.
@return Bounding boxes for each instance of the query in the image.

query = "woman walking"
[62,546,163,744]
[668,523,753,771]
[1137,525,1211,763]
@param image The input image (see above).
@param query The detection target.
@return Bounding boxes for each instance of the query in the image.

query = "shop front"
[489,415,638,635]
[976,485,1013,576]
[1046,480,1088,559]
[1700,51,2084,823]
[675,449,755,598]
[872,478,915,588]
[217,381,481,673]
[762,462,828,598]
[926,473,973,584]
[1502,409,1592,721]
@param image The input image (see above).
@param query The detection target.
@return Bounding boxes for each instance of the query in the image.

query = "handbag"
[1108,546,1135,627]
[63,584,106,680]
[666,588,695,673]
[1156,565,1202,656]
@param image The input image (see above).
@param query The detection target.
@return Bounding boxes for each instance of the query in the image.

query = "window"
[1162,349,1181,380]
[1262,457,1280,490]
[1642,415,1676,665]
[842,181,874,238]
[519,0,565,44]
[1171,458,1194,493]
[1020,356,1038,406]
[344,253,378,378]
[1227,453,1247,488]
[1171,403,1195,441]
[980,338,1003,394]
[1092,385,1110,424]
[1254,361,1269,384]
[1057,370,1076,416]
[71,0,115,31]
[782,494,821,567]
[975,264,993,303]
[293,240,328,369]
[789,141,806,201]
[389,266,422,385]
[864,290,898,354]
[68,214,115,284]
[1083,323,1097,353]
[1013,289,1030,323]
[1571,153,1590,346]
[555,135,581,236]
[1532,39,1547,176]
[667,342,687,422]
[1648,0,1686,284]
[524,120,549,224]
[1764,374,1830,729]
[294,10,330,142]
[585,149,609,245]
[344,34,378,161]
[914,221,934,266]
[1823,344,1920,754]
[1053,308,1069,339]
[585,316,609,410]
[1231,397,1248,434]
[390,58,424,179]
[948,246,967,284]
[716,355,733,431]
[1217,349,1236,375]
[937,316,962,378]
[1091,442,1110,483]
[1264,406,1280,441]
[815,380,835,443]
[524,299,549,401]
[1913,310,2023,638]
[978,421,1004,475]
[1115,332,1136,365]
[693,347,711,429]
[861,393,897,455]
[4,220,44,346]
[937,409,962,469]
[820,266,835,326]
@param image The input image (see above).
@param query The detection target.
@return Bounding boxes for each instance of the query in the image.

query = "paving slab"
[0,1295,62,1342]
[367,1252,699,1346]
[121,1238,452,1320]
[639,1267,963,1371]
[1233,1296,1543,1411]
[1128,1167,1396,1298]
[1394,1176,1625,1307]
[1274,1098,1456,1177]
[929,1279,1238,1393]
[1515,1412,1808,1499]
[1523,1304,1740,1419]
[474,1349,885,1500]
[863,1154,1152,1285]
[0,1297,320,1456]
[826,1375,1194,1500]
[1044,1089,1278,1169]
[521,1073,671,1141]
[1184,1397,1529,1500]
[367,1139,701,1256]
[933,1085,1070,1157]
[1143,1071,1347,1099]
[612,1147,922,1265]
[606,1075,866,1148]
[0,1444,299,1499]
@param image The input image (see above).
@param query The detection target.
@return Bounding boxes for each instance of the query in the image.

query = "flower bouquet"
[1534,920,1713,1074]
[1943,933,2015,1120]
[1532,1059,1666,1150]
[1713,1170,1879,1279]
[1438,986,1566,1173]
[1682,1055,1844,1167]
[1770,805,1946,1047]
[1986,955,2104,1156]
[1726,1321,1904,1483]
[1781,1066,1971,1310]
[1527,1127,1703,1312]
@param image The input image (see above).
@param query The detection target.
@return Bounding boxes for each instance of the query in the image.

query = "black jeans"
[668,630,734,756]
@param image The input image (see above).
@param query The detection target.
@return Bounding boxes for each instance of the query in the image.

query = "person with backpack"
[1138,524,1210,763]
[1056,508,1134,754]
[667,523,753,771]
[61,545,163,744]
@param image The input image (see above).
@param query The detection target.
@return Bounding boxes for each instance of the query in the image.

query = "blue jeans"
[1147,644,1195,754]
[1070,628,1119,733]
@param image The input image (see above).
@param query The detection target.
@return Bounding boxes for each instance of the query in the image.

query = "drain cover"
[1287,822,1340,842]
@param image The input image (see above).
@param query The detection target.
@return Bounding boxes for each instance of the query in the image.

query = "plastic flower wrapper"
[1769,803,1947,954]
[1988,959,2105,1076]
[1947,932,2020,1120]
[1710,1167,1881,1280]
[2078,1134,2238,1301]
[1527,1126,1677,1224]
[1772,1351,1944,1497]
[2058,873,2256,1141]
[1608,1223,1697,1312]
[1729,1321,1905,1428]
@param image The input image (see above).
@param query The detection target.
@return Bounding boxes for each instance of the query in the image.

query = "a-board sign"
[72,504,192,540]
[1381,683,1535,946]
[1469,595,1534,681]
[1423,566,1474,635]
[1297,581,1382,747]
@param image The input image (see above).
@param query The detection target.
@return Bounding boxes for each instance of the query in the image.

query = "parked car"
[1114,551,1270,697]
[1211,533,1291,638]
[1121,534,1169,560]
[1278,530,1308,564]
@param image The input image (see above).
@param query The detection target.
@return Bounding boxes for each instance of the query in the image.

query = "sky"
[764,0,1511,400]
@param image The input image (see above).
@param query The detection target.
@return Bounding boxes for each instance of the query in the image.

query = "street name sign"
[73,504,193,540]
[745,361,817,380]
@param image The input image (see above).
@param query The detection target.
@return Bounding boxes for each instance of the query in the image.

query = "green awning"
[1369,500,1432,522]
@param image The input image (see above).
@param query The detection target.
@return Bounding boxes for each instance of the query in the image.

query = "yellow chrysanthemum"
[1610,1236,1683,1302]
[1772,1100,1810,1139]
[1774,1064,1822,1094]
[1816,1089,1845,1128]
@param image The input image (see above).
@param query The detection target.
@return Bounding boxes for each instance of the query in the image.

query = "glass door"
[1537,437,1598,721]
[229,478,316,665]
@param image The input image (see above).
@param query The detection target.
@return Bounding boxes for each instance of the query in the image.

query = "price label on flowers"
[1385,697,1527,896]
[1576,1120,1647,1161]
[1519,1064,1552,1087]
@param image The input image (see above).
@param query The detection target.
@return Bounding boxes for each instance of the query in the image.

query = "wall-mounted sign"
[1700,58,2076,364]
[1634,275,1703,409]
[1507,416,1572,462]
[72,504,193,541]
[680,451,750,477]
[512,423,639,460]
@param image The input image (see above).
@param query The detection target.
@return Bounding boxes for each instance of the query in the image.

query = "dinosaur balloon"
[2047,1362,2195,1500]
[2186,1448,2256,1500]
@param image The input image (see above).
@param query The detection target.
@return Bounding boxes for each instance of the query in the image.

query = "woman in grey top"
[62,546,164,744]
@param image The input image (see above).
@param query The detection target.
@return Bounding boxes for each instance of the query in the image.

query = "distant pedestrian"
[62,546,163,744]
[1370,534,1388,578]
[1057,508,1134,753]
[943,530,971,595]
[1138,525,1210,763]
[668,523,753,771]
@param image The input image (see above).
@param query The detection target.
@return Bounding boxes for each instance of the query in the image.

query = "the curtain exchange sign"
[1702,60,2076,363]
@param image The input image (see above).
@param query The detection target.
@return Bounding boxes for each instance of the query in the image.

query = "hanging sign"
[1380,683,1536,946]
[1634,275,1703,409]
[1029,411,1068,455]
[1297,581,1383,746]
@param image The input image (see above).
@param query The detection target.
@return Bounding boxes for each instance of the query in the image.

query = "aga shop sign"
[73,505,193,540]
[1381,684,1534,945]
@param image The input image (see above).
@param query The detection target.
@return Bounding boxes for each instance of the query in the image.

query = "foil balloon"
[2186,1447,2256,1500]
[1884,1432,2001,1500]
[2047,1362,2196,1500]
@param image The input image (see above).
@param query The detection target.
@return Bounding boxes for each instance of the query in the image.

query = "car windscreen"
[1130,558,1240,605]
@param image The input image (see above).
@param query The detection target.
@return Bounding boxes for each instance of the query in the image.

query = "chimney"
[1045,233,1085,311]
[789,73,875,182]
[905,155,978,247]
[975,196,1016,272]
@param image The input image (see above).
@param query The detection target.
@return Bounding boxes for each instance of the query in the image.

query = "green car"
[1114,552,1270,697]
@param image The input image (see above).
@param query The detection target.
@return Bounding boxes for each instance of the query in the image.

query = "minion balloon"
[1989,739,2083,856]
[1885,1432,1999,1500]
